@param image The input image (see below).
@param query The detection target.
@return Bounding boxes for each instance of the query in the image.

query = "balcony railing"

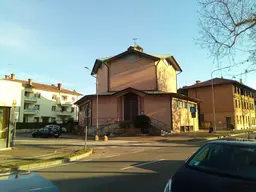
[23,109,38,114]
[56,110,73,116]
[61,101,73,106]
[24,96,37,103]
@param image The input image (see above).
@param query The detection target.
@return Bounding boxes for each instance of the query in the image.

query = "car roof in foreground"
[207,139,256,147]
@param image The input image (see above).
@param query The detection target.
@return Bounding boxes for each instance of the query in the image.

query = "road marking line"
[81,159,92,161]
[131,149,144,153]
[121,159,165,170]
[106,154,120,158]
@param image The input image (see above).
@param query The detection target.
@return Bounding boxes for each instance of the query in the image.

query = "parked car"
[45,124,67,134]
[164,140,256,192]
[0,171,60,192]
[32,128,60,138]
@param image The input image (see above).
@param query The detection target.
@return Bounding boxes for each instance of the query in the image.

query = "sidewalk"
[0,144,82,166]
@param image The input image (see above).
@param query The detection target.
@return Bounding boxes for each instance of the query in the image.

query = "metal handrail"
[87,116,172,133]
[150,118,170,128]
[150,118,171,132]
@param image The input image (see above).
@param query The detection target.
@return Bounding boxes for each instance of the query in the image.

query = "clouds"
[0,22,35,50]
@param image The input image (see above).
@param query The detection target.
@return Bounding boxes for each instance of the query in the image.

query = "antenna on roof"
[132,37,137,45]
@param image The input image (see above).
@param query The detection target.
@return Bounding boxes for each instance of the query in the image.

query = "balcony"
[56,110,73,116]
[23,109,38,115]
[24,96,37,103]
[61,101,73,106]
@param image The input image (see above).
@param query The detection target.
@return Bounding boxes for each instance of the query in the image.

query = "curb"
[192,131,256,141]
[0,147,13,151]
[0,148,93,175]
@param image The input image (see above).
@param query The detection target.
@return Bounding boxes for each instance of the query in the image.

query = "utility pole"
[211,66,231,132]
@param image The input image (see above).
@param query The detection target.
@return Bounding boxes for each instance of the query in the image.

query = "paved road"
[35,143,199,192]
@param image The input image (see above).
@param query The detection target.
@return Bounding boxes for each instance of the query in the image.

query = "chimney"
[10,73,15,80]
[196,80,201,84]
[57,83,62,90]
[28,79,32,85]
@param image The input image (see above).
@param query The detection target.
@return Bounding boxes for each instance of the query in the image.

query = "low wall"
[16,129,37,134]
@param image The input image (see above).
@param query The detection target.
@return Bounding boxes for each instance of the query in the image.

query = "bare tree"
[197,0,256,67]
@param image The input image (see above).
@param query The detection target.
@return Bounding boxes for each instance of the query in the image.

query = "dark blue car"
[164,140,256,192]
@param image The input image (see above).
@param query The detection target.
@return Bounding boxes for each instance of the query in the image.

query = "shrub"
[133,115,151,131]
[119,121,130,128]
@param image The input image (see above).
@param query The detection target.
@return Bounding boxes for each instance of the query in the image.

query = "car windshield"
[187,143,256,181]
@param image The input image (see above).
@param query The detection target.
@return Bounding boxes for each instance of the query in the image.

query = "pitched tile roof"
[91,45,182,75]
[2,78,83,96]
[182,78,256,91]
[75,87,200,105]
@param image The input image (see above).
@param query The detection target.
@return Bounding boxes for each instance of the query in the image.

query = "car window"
[187,143,256,180]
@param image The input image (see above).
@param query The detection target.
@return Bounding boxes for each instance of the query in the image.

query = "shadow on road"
[158,139,205,146]
[36,160,184,192]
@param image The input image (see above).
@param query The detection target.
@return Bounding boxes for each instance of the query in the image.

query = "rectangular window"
[71,107,74,112]
[34,117,39,123]
[62,96,67,101]
[35,105,40,110]
[52,106,56,111]
[52,95,57,100]
[235,100,238,108]
[23,116,28,123]
[51,117,56,122]
[173,100,178,108]
[25,91,30,97]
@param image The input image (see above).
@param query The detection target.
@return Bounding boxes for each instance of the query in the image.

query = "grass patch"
[0,148,92,172]
[61,148,92,159]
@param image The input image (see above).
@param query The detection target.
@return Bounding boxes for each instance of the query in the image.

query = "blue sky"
[0,0,255,94]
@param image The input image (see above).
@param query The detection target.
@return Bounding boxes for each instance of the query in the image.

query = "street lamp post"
[84,67,99,135]
[211,66,232,132]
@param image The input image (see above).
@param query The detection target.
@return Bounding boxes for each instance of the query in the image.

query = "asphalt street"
[35,142,199,192]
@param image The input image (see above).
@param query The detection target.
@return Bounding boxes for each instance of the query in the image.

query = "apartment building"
[1,74,83,123]
[180,78,256,129]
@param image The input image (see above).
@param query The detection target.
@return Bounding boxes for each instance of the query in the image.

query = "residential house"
[75,44,200,134]
[1,74,83,124]
[179,78,256,130]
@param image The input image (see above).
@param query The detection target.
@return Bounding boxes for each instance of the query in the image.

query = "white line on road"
[131,149,145,153]
[80,159,92,162]
[106,154,120,158]
[120,159,165,170]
